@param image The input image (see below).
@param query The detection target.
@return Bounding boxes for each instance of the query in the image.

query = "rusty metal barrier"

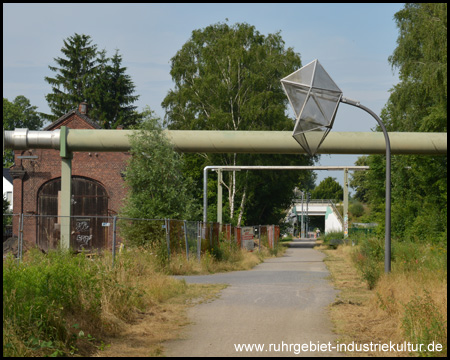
[3,213,280,265]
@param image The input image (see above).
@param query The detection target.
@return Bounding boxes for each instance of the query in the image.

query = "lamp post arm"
[341,97,391,273]
[341,97,391,153]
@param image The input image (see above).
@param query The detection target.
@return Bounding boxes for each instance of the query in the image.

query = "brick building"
[10,104,130,251]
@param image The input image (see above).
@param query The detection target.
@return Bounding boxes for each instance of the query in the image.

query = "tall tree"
[3,96,43,167]
[386,3,447,133]
[354,4,447,243]
[162,21,314,226]
[44,33,140,128]
[349,156,369,203]
[120,107,200,247]
[311,177,343,203]
[44,33,98,121]
[89,50,140,129]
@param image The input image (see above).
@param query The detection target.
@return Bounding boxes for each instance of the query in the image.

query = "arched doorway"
[37,177,108,251]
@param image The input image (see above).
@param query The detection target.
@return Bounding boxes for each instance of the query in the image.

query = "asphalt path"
[164,239,342,357]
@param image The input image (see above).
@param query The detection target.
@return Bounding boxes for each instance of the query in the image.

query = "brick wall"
[10,112,131,249]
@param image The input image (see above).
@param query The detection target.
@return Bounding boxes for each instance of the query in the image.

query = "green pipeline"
[4,129,447,155]
[67,130,446,155]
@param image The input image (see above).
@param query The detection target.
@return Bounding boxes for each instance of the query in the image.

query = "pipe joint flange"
[13,128,29,150]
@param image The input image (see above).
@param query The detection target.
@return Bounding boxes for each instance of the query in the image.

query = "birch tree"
[162,21,314,226]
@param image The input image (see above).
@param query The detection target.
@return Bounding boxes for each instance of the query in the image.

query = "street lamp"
[281,59,391,273]
[281,59,342,156]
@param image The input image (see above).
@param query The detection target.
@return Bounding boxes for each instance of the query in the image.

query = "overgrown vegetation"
[3,248,185,356]
[321,235,447,357]
[3,236,285,357]
[168,238,286,275]
[350,234,447,291]
[327,7,448,353]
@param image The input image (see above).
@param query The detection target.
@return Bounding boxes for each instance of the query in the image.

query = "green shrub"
[351,236,384,289]
[351,250,383,290]
[211,240,241,262]
[360,236,384,262]
[323,231,344,245]
[349,201,364,218]
[352,236,448,291]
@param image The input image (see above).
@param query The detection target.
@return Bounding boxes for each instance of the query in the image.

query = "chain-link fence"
[3,213,22,261]
[3,213,280,264]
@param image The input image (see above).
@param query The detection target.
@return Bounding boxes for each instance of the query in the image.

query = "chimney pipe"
[78,102,88,115]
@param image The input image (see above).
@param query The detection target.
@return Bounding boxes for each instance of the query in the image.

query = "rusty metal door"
[37,179,60,251]
[37,177,108,251]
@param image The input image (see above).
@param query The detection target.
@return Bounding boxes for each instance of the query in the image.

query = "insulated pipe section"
[166,131,447,155]
[4,128,61,150]
[3,129,447,155]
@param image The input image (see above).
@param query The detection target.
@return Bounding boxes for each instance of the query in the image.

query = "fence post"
[197,221,201,262]
[228,224,231,251]
[209,222,213,250]
[238,227,242,249]
[184,220,189,260]
[18,213,24,262]
[271,225,274,249]
[273,225,276,248]
[258,225,261,252]
[112,216,117,267]
[165,219,171,263]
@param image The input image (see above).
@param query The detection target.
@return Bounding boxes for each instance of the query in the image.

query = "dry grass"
[321,244,447,357]
[3,248,226,357]
[92,283,226,357]
[91,244,287,357]
[168,243,286,275]
[90,248,230,357]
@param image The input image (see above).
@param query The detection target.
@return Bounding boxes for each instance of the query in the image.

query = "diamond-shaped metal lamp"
[281,59,343,156]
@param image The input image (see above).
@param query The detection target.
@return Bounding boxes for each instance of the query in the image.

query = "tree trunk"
[237,187,247,227]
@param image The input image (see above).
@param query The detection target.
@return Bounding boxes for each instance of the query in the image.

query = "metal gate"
[37,177,108,251]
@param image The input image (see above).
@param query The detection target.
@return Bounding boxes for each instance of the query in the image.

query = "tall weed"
[3,247,186,357]
[348,235,447,356]
[401,291,447,356]
[351,237,384,289]
[3,249,102,356]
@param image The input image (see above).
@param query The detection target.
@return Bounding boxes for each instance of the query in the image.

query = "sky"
[3,3,404,190]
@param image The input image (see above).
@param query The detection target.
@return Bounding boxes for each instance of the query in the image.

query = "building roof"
[43,108,101,131]
[3,168,13,185]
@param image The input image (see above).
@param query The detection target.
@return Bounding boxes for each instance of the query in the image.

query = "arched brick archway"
[37,176,108,251]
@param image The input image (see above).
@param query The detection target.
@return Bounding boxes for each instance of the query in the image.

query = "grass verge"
[3,248,225,357]
[319,240,447,357]
[3,240,286,357]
